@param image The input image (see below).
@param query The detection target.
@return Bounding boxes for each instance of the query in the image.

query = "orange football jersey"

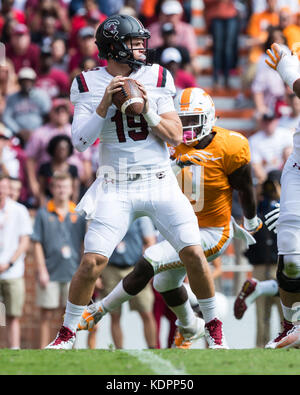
[171,126,251,228]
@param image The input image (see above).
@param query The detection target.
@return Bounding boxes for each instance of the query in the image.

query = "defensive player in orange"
[77,88,261,349]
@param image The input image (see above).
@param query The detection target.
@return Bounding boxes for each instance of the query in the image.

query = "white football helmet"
[174,87,216,144]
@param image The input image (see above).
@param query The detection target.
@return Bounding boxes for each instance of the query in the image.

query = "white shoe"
[174,317,205,349]
[205,318,229,349]
[45,326,76,350]
[77,301,105,331]
[265,320,300,349]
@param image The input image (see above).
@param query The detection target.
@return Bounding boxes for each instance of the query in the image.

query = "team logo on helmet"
[103,19,120,39]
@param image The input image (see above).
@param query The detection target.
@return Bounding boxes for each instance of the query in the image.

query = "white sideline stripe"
[123,350,186,375]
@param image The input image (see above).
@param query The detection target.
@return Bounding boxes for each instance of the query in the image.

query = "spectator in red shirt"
[148,0,199,74]
[161,47,198,90]
[0,0,26,37]
[36,48,70,99]
[25,0,70,36]
[6,24,40,74]
[68,26,105,79]
[69,0,107,50]
[31,14,67,51]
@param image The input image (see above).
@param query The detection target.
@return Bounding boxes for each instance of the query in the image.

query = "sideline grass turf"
[0,349,299,375]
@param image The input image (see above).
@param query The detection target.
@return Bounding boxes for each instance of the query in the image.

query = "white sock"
[281,301,300,324]
[102,281,133,312]
[257,279,278,297]
[63,301,86,332]
[183,283,199,308]
[197,296,218,323]
[168,300,196,328]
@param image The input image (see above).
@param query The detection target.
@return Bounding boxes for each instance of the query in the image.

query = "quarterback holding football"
[46,15,221,349]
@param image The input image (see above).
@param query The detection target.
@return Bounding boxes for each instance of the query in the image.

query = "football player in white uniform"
[46,15,217,349]
[77,87,262,349]
[260,42,300,348]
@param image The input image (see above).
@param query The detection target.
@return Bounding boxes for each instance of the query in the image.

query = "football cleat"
[45,326,76,350]
[234,278,259,319]
[77,301,105,332]
[265,320,300,349]
[205,318,229,349]
[174,317,205,349]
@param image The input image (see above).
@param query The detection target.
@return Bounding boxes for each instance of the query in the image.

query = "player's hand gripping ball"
[112,78,145,116]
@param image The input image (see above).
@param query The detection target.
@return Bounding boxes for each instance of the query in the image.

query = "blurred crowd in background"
[0,0,300,350]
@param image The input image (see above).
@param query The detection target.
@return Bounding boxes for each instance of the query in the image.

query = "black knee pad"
[123,258,154,295]
[277,256,300,293]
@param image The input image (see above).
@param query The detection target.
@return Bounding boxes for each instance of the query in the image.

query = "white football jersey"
[292,123,300,162]
[70,63,176,175]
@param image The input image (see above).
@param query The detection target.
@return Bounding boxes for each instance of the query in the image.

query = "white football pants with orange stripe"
[145,217,255,293]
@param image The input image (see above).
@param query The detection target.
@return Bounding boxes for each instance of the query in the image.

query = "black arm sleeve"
[228,163,257,219]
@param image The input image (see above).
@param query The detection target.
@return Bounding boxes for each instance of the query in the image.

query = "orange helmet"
[174,87,216,144]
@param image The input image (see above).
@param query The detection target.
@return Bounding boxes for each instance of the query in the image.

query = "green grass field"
[0,348,300,375]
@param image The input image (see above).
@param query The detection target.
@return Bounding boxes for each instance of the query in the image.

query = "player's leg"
[153,268,205,349]
[179,245,215,300]
[86,239,199,345]
[145,236,228,348]
[234,279,279,320]
[148,178,216,305]
[234,269,279,320]
[78,257,155,331]
[266,158,300,348]
[46,194,132,349]
[149,184,229,349]
[265,255,300,349]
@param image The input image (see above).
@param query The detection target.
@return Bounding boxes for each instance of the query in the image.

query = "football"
[112,78,145,116]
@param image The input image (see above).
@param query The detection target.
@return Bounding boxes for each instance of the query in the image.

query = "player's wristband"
[244,216,259,231]
[171,161,182,175]
[143,109,161,127]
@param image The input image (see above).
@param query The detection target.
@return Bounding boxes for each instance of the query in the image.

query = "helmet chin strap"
[118,39,155,70]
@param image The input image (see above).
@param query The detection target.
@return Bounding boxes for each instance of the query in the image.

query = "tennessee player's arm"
[228,163,256,220]
[225,132,262,233]
[228,162,262,233]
